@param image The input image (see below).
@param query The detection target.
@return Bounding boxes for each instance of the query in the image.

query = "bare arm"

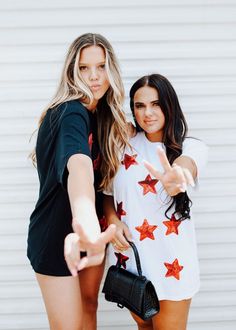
[174,155,197,180]
[64,154,116,275]
[103,194,132,251]
[67,154,100,240]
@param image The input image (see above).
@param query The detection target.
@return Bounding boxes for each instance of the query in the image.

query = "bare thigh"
[78,261,105,330]
[36,273,82,330]
[152,299,191,330]
[79,260,105,305]
[130,312,153,330]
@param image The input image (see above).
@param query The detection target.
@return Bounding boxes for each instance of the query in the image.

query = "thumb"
[99,224,116,245]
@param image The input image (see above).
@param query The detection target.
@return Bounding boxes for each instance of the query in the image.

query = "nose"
[89,67,99,81]
[144,106,152,116]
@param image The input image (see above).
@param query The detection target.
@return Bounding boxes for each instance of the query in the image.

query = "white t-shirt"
[106,132,208,301]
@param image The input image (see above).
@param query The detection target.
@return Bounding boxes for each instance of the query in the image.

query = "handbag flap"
[102,265,148,312]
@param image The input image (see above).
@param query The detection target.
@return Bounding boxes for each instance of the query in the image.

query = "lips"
[144,120,157,124]
[90,85,101,91]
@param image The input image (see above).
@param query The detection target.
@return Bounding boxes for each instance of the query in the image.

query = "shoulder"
[50,101,90,131]
[56,100,89,120]
[129,131,145,146]
[182,137,209,173]
[183,137,208,153]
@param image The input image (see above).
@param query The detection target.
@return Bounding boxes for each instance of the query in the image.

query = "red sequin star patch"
[93,153,101,170]
[121,153,138,170]
[163,214,181,235]
[135,219,158,241]
[115,252,129,269]
[99,215,108,232]
[88,133,93,151]
[164,258,184,280]
[138,174,158,195]
[116,201,126,220]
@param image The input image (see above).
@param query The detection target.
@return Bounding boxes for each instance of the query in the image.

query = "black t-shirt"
[27,100,104,276]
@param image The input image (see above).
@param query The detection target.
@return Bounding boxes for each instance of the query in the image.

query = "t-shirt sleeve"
[182,137,209,180]
[55,109,91,189]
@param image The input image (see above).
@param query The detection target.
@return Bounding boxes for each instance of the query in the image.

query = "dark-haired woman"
[104,74,208,330]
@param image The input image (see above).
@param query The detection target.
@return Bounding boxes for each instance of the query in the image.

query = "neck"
[145,131,163,142]
[85,99,98,112]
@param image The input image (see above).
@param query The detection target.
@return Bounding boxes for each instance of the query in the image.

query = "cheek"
[134,110,143,126]
[159,112,165,128]
[80,72,88,82]
[104,79,110,90]
[101,73,110,88]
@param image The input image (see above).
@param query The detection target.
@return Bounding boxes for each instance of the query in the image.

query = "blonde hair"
[31,33,129,189]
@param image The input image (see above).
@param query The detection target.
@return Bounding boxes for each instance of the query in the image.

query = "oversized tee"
[27,100,103,276]
[107,132,208,300]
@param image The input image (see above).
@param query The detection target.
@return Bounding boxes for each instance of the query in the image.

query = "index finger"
[157,146,172,172]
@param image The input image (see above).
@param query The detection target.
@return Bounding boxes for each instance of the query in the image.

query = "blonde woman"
[27,33,129,330]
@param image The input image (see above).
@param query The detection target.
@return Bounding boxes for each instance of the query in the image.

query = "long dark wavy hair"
[130,73,192,220]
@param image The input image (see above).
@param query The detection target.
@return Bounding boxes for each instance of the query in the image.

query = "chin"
[94,92,106,100]
[145,128,158,134]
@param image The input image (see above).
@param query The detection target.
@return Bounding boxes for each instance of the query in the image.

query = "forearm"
[174,155,197,180]
[103,195,120,224]
[67,155,100,239]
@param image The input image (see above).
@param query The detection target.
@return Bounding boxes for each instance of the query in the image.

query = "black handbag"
[102,241,160,320]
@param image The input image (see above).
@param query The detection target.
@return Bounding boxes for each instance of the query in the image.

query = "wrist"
[107,215,120,225]
[72,217,101,240]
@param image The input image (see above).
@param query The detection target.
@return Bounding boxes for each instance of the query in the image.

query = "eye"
[98,64,105,70]
[135,104,144,109]
[79,66,87,71]
[153,101,160,107]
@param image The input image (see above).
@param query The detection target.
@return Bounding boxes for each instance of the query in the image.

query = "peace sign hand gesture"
[64,222,116,276]
[143,147,195,197]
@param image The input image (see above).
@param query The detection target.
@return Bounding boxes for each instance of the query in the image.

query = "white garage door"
[0,0,236,329]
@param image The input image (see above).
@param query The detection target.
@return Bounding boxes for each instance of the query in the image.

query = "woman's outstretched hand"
[64,222,116,276]
[109,216,132,252]
[143,147,195,197]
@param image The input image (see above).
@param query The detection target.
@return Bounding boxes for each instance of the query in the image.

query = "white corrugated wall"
[0,0,236,329]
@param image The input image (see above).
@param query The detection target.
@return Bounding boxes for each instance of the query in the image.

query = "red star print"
[115,252,129,269]
[138,174,158,195]
[135,219,158,241]
[121,153,138,170]
[163,214,181,235]
[164,258,184,280]
[93,153,101,170]
[99,216,108,232]
[88,133,93,151]
[116,201,126,220]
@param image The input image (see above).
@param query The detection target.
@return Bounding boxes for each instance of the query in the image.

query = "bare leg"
[79,260,105,330]
[130,312,153,330]
[152,299,191,330]
[36,273,82,330]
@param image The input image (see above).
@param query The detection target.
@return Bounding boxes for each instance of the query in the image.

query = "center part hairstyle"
[33,33,129,189]
[130,74,192,220]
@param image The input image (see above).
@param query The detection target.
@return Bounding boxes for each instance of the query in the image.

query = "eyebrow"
[79,61,105,65]
[134,99,159,104]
